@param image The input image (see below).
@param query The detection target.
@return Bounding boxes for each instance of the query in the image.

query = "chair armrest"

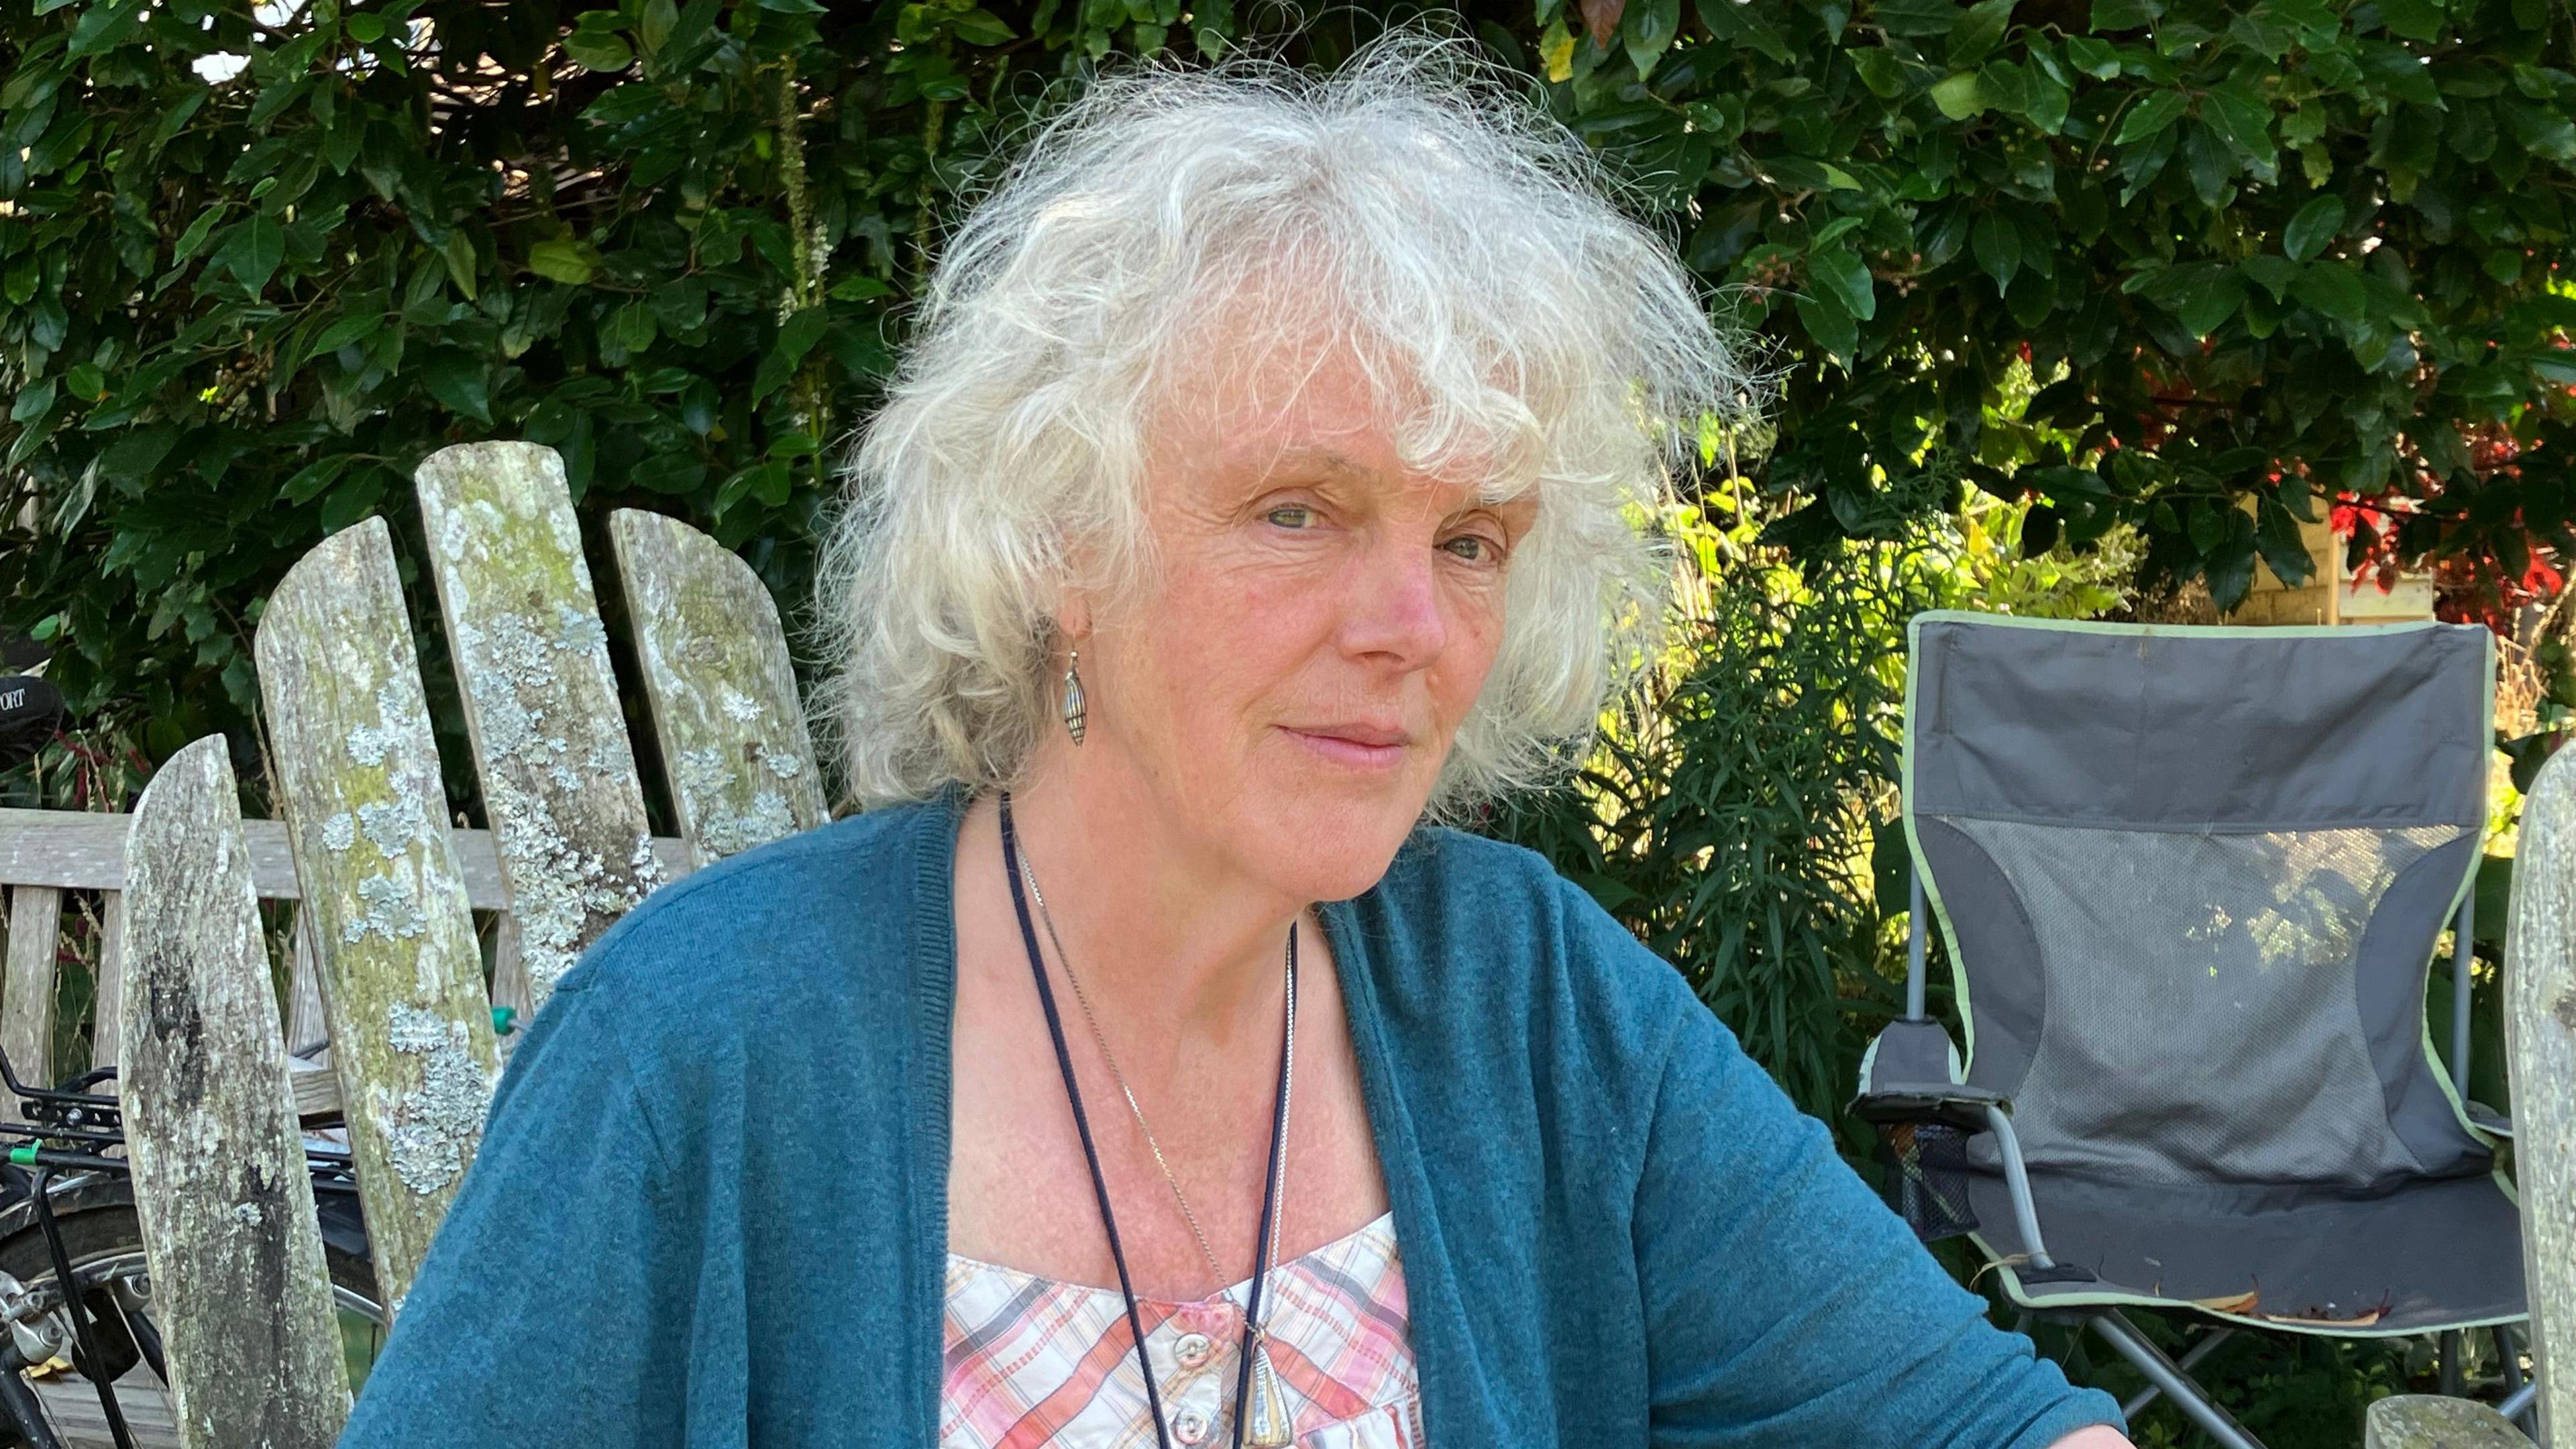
[1851,1017,2002,1128]
[1852,1081,2009,1130]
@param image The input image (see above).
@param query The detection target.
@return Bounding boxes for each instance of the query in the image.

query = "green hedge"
[7,0,2575,761]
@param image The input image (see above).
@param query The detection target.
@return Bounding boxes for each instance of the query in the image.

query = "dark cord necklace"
[997,793,1297,1449]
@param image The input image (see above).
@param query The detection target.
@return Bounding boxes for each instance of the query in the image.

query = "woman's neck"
[995,753,1304,1044]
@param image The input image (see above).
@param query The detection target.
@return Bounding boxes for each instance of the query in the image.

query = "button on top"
[1171,1407,1210,1445]
[1173,1332,1213,1369]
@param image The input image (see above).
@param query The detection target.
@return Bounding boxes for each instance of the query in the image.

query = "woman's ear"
[1050,596,1092,646]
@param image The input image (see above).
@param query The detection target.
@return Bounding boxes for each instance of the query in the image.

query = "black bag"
[0,676,64,771]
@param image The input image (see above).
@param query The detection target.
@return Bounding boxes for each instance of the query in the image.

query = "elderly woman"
[341,36,2132,1449]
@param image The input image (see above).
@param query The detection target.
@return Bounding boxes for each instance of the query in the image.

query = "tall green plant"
[1495,504,1925,1119]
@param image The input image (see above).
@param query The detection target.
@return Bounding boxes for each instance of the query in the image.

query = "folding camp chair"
[1856,612,2528,1448]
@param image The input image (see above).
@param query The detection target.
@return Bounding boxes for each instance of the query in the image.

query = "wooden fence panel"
[417,443,659,1017]
[610,508,825,866]
[2507,744,2576,1442]
[0,885,58,1114]
[90,889,124,1074]
[119,736,348,1447]
[255,515,500,1315]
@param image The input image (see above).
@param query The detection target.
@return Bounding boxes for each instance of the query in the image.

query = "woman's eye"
[1442,534,1502,564]
[1265,504,1316,529]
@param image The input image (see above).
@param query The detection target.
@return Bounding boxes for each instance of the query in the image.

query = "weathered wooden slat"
[119,736,349,1447]
[488,910,528,1028]
[0,807,690,904]
[0,885,59,1112]
[610,508,826,865]
[2363,1395,2531,1447]
[417,443,661,1017]
[287,915,329,1061]
[89,890,123,1075]
[255,516,501,1315]
[2508,745,2576,1444]
[288,1057,341,1123]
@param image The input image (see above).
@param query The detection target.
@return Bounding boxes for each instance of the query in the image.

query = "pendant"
[1245,1341,1295,1446]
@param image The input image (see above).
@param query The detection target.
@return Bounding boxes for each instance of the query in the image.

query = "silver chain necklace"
[1016,848,1298,1446]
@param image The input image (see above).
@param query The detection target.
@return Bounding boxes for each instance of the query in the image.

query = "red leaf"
[1580,0,1624,48]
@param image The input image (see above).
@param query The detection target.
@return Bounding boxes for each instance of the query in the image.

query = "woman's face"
[1071,336,1536,904]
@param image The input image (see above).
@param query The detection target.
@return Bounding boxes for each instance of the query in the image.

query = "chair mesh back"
[1906,616,2494,1192]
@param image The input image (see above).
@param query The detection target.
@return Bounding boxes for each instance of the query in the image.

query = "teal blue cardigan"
[339,796,2121,1446]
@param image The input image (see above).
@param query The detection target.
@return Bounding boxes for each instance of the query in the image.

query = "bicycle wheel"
[0,1197,384,1448]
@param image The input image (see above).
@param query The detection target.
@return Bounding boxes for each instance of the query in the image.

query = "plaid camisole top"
[940,1212,1424,1449]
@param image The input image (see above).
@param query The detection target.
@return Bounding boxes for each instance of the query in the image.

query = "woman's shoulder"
[1349,824,1699,1040]
[541,798,951,1057]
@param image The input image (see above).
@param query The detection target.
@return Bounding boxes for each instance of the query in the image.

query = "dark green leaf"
[1947,0,2016,68]
[1623,0,1682,78]
[217,215,286,294]
[2292,261,2368,321]
[2176,268,2246,337]
[777,307,830,363]
[66,1,144,57]
[629,451,709,494]
[2239,254,2302,300]
[1850,48,1907,99]
[280,455,351,504]
[2113,91,2189,145]
[1929,71,1984,120]
[2200,81,2273,158]
[2206,509,2259,610]
[420,351,492,423]
[439,230,479,301]
[1792,291,1857,364]
[2255,500,2312,587]
[9,380,56,426]
[2282,193,2345,262]
[2377,0,2447,41]
[2089,0,2162,32]
[2064,36,2120,78]
[170,206,223,266]
[527,237,602,285]
[568,32,635,70]
[1807,244,1876,323]
[1971,212,2021,295]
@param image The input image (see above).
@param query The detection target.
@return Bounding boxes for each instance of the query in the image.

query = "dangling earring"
[1061,647,1087,745]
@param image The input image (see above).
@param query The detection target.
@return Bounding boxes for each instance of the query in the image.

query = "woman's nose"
[1338,533,1448,667]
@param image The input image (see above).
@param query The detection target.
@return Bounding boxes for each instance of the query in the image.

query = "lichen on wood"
[2363,1395,2532,1448]
[610,508,826,866]
[2507,746,2576,1443]
[120,736,348,1446]
[417,444,661,1014]
[254,516,498,1314]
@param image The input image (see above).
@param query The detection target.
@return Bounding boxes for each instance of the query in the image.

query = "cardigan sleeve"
[335,971,722,1449]
[1627,966,2125,1447]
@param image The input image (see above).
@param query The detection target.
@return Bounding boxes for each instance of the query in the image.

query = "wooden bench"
[0,441,826,1445]
[0,807,690,1117]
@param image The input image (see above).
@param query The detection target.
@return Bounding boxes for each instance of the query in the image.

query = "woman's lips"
[1282,725,1409,770]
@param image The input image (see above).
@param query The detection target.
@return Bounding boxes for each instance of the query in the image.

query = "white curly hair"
[812,27,1753,816]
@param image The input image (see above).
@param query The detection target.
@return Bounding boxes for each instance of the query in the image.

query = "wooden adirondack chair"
[0,441,825,1446]
[2364,739,2576,1448]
